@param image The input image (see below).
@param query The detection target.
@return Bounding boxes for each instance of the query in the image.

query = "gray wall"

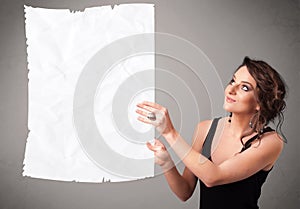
[0,0,299,208]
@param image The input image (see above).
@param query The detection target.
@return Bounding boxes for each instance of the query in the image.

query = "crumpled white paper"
[23,4,155,182]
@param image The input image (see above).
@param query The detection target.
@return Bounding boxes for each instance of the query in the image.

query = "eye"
[229,79,235,85]
[241,85,249,91]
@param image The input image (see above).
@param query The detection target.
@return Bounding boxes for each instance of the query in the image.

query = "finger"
[139,101,163,110]
[153,140,165,151]
[146,142,158,152]
[137,116,153,124]
[154,139,162,145]
[135,109,149,118]
[136,109,159,124]
[147,141,163,151]
[154,139,166,151]
[153,146,163,151]
[136,103,157,113]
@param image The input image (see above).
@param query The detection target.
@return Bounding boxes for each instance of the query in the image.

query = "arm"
[161,162,197,201]
[146,120,211,201]
[164,129,283,187]
[137,101,283,187]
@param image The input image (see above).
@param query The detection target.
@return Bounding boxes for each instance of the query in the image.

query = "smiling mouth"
[226,96,236,103]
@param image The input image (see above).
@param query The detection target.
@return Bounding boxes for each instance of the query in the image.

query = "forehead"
[234,66,257,88]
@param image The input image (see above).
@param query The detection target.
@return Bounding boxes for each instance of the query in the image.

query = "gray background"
[0,0,299,209]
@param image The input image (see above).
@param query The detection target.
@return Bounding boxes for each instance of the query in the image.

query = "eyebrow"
[232,75,255,89]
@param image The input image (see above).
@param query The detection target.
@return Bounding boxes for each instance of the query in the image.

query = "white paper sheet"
[23,4,155,182]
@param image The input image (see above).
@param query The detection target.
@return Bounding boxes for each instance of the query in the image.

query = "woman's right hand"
[136,101,176,137]
[147,139,174,171]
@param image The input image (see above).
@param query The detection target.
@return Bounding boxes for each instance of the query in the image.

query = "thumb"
[147,139,164,151]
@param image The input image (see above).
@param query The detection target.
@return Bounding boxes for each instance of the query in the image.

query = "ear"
[255,104,260,111]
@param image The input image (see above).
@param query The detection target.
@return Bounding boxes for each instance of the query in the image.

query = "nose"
[228,84,237,95]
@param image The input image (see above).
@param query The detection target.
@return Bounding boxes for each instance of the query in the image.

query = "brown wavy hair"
[237,56,287,141]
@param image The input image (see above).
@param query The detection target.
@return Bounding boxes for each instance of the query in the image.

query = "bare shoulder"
[255,131,284,152]
[191,119,213,151]
[197,118,225,138]
[251,131,284,169]
[197,119,214,138]
[254,131,284,149]
[198,119,213,127]
[198,119,213,131]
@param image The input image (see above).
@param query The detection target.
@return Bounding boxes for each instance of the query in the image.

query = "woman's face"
[223,66,260,115]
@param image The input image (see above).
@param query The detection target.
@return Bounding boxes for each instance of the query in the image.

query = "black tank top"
[199,118,274,209]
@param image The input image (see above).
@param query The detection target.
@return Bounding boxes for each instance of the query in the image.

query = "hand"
[136,101,176,137]
[147,139,174,170]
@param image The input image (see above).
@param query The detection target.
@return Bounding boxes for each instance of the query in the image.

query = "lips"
[226,96,236,103]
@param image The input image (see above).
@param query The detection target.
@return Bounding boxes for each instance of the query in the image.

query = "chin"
[223,103,232,112]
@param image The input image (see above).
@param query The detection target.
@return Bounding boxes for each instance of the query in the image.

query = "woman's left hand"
[136,101,176,137]
[146,139,174,170]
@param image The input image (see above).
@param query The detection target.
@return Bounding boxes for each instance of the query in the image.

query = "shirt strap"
[202,117,221,158]
[240,127,274,152]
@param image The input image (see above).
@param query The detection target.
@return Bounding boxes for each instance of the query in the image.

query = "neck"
[228,113,254,138]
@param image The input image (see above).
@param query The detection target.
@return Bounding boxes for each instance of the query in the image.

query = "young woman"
[136,57,287,209]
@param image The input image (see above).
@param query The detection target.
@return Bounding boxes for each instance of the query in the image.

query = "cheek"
[242,93,258,109]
